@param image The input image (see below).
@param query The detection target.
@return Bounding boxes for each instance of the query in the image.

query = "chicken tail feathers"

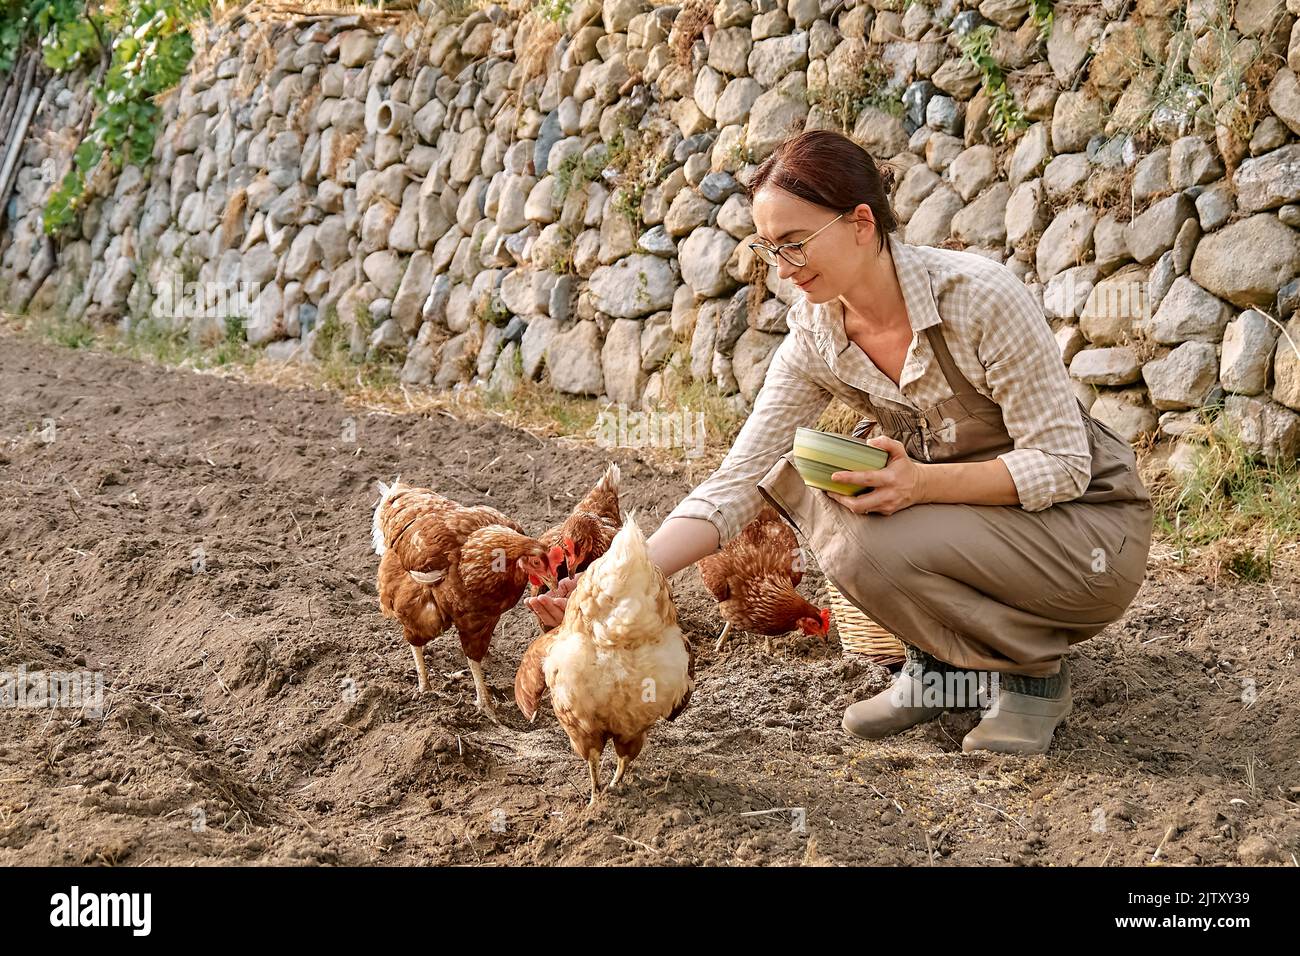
[600,461,620,494]
[668,634,696,722]
[371,475,403,555]
[569,461,621,527]
[514,630,557,721]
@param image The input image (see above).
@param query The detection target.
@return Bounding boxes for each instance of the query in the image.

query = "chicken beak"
[539,545,564,591]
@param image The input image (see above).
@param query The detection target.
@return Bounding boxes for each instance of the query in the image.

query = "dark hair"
[744,129,898,254]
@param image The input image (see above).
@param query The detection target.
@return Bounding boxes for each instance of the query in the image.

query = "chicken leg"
[410,644,430,693]
[609,755,629,790]
[713,621,732,653]
[467,658,499,722]
[587,750,602,807]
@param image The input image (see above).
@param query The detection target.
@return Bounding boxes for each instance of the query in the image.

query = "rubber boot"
[962,661,1072,755]
[842,645,978,741]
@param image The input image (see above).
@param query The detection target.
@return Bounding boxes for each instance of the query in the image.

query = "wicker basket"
[825,581,906,666]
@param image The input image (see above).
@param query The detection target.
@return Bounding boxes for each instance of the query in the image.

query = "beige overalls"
[756,323,1154,678]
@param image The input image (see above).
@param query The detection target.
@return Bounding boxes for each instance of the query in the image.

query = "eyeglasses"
[748,211,845,268]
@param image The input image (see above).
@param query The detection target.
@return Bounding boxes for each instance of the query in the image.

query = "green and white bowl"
[792,426,888,495]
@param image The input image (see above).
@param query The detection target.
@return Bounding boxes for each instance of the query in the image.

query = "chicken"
[514,514,694,805]
[697,506,831,653]
[534,462,622,595]
[372,477,562,720]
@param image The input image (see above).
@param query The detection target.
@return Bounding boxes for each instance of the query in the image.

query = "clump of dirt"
[0,332,1296,866]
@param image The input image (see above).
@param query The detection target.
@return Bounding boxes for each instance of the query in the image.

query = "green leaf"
[19,0,202,231]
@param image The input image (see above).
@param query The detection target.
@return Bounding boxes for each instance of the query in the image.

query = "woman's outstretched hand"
[826,436,927,515]
[526,575,578,629]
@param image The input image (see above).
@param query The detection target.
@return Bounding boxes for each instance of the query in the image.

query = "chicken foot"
[467,658,499,722]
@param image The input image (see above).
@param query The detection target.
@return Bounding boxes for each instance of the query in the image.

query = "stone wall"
[3,0,1300,461]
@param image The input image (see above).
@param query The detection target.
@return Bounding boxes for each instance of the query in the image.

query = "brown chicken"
[372,477,562,720]
[535,462,622,593]
[515,514,694,805]
[697,506,831,653]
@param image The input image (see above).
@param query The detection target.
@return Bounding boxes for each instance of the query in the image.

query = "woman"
[530,129,1153,755]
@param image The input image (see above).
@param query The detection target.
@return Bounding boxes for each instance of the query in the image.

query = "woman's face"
[750,187,879,304]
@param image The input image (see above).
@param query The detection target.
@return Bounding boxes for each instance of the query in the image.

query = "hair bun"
[878,163,897,192]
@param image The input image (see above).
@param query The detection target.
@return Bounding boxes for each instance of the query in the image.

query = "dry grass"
[1121,327,1162,365]
[1098,0,1285,165]
[816,399,866,436]
[1040,162,1141,227]
[245,354,741,472]
[1227,53,1287,175]
[185,11,222,76]
[231,1,415,23]
[1011,223,1044,264]
[670,0,714,68]
[289,81,324,135]
[517,11,562,83]
[220,187,248,250]
[328,129,364,181]
[488,8,565,138]
[807,40,904,133]
[1143,418,1300,584]
[1092,161,1138,224]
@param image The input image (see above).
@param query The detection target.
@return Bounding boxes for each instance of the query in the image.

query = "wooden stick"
[1,55,36,141]
[1151,825,1176,863]
[612,835,660,854]
[0,84,41,232]
[0,55,36,165]
[0,55,30,146]
[972,801,1028,832]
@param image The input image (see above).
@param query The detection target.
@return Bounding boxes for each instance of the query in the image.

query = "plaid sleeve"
[665,328,832,544]
[969,267,1093,511]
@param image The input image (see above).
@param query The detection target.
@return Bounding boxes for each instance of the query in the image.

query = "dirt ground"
[0,330,1297,867]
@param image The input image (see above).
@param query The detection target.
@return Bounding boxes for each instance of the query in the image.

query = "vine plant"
[1,1,207,235]
[957,23,1027,144]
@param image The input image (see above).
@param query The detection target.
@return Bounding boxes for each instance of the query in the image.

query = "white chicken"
[514,513,695,805]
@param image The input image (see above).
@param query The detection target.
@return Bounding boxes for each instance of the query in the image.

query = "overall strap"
[922,323,984,400]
